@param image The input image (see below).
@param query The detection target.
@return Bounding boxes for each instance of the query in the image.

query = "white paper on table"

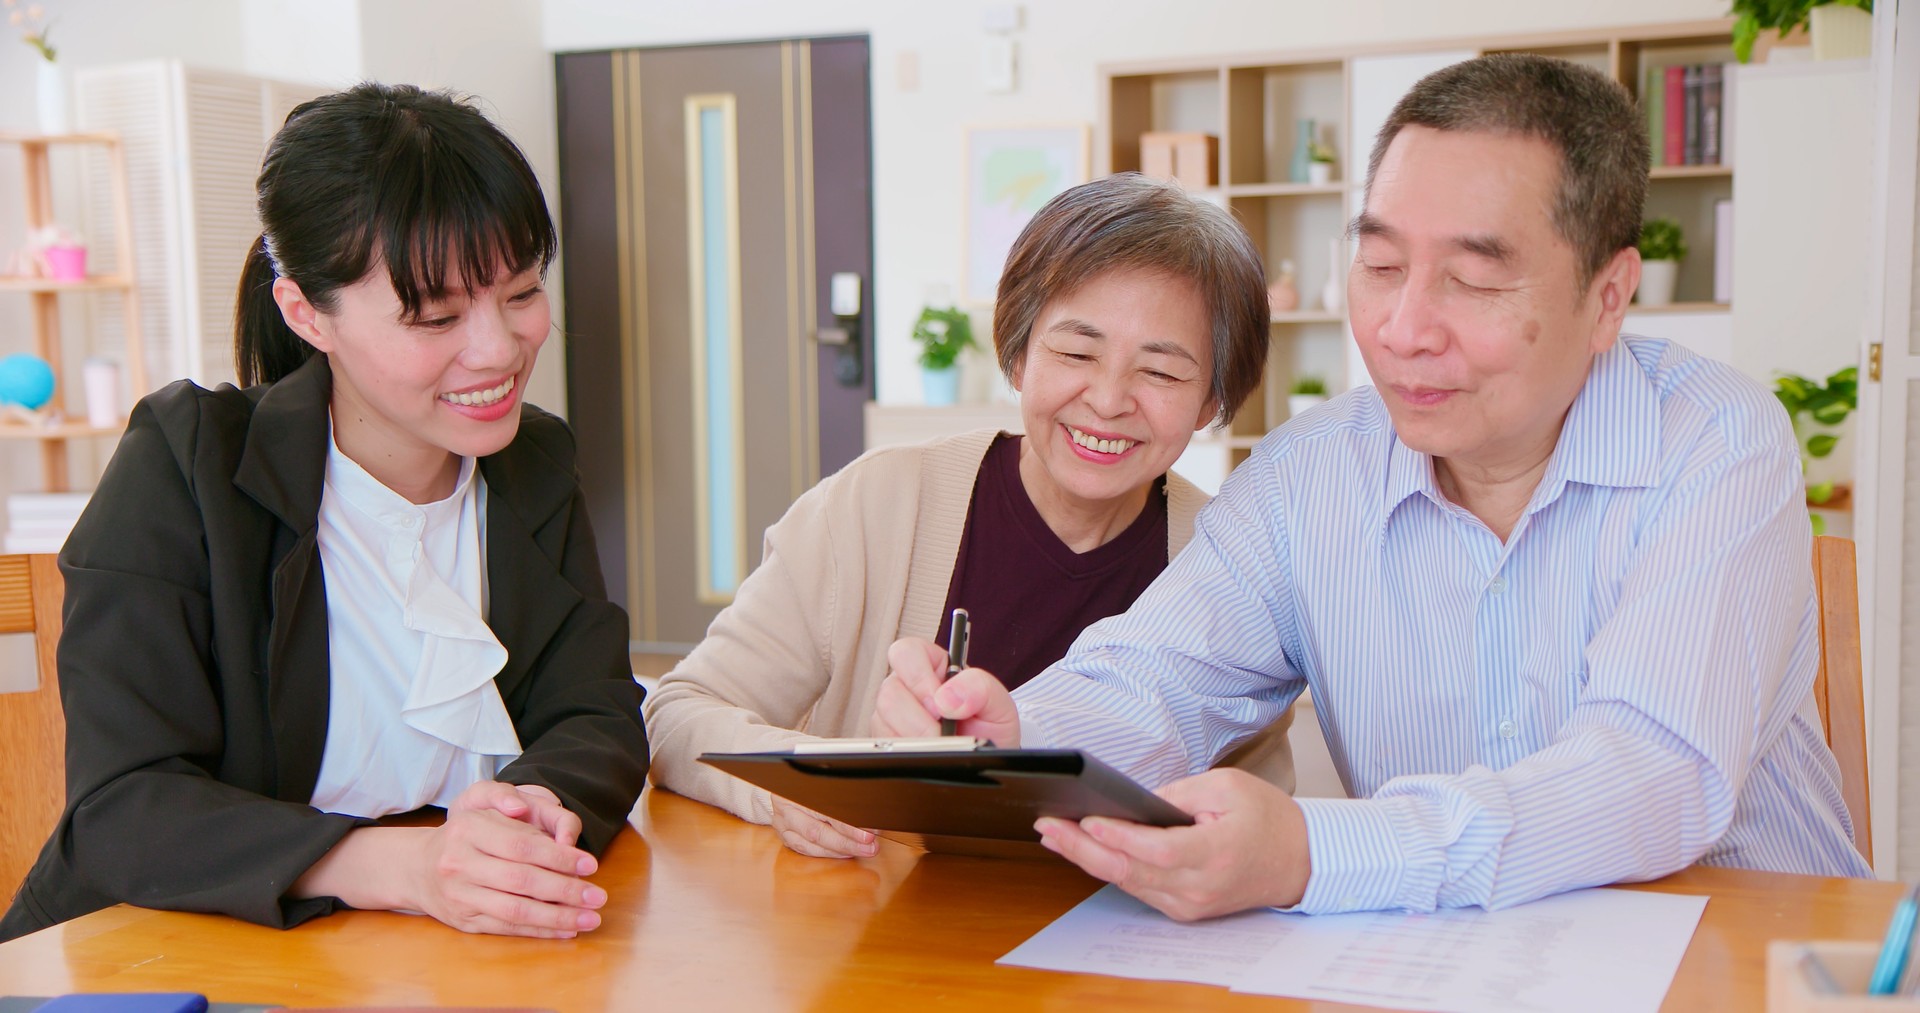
[1231,887,1708,1013]
[996,885,1312,987]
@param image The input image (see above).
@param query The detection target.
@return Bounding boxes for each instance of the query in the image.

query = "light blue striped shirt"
[1014,336,1872,914]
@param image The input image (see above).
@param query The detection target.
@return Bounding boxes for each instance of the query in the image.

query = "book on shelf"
[4,491,88,554]
[1648,62,1729,167]
[1713,198,1734,304]
[1663,65,1685,166]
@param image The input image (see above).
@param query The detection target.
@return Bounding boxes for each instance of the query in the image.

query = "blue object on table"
[0,354,56,411]
[1869,884,1920,994]
[29,996,208,1013]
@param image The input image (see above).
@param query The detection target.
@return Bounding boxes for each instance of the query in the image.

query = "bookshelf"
[0,132,149,491]
[1100,19,1744,466]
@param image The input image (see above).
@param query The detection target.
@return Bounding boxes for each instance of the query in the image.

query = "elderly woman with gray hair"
[643,172,1292,857]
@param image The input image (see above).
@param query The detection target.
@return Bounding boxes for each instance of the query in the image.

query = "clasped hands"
[295,780,605,939]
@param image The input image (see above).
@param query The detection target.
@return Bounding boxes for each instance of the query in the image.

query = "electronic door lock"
[816,271,864,386]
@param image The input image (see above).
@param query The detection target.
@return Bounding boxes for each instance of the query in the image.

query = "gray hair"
[993,173,1269,424]
[1365,53,1649,289]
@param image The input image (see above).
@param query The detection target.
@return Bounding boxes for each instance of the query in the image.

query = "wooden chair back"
[0,553,64,901]
[1811,535,1871,866]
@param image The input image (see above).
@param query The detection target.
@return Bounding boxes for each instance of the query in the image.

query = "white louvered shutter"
[75,61,325,391]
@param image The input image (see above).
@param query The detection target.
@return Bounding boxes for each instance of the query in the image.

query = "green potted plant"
[1287,376,1328,419]
[1306,139,1337,186]
[911,304,976,406]
[1636,217,1686,307]
[1730,0,1873,64]
[1775,365,1857,534]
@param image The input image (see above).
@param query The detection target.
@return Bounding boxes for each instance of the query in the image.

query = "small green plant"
[911,305,976,371]
[1307,139,1336,164]
[1730,0,1872,64]
[1639,218,1687,262]
[1289,376,1327,396]
[1775,365,1858,533]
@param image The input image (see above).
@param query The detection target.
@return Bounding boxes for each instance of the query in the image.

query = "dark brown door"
[558,38,873,650]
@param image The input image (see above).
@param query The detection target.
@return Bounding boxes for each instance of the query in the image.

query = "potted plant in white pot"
[1731,0,1873,63]
[1306,139,1336,186]
[911,304,976,406]
[1287,376,1328,419]
[1636,217,1685,307]
[1775,366,1857,535]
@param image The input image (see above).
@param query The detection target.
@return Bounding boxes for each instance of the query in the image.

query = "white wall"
[542,0,1729,406]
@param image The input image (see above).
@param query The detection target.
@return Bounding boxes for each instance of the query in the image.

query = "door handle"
[816,271,864,386]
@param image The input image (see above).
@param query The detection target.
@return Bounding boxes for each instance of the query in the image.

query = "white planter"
[1287,394,1327,420]
[1809,5,1872,61]
[1307,161,1332,186]
[35,61,67,135]
[1637,259,1679,306]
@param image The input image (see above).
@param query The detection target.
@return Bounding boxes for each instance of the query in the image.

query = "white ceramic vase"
[1320,236,1346,313]
[35,61,67,135]
[1638,259,1679,306]
[1809,5,1872,61]
[1307,161,1332,186]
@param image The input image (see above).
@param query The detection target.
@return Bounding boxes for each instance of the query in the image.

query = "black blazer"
[0,356,648,941]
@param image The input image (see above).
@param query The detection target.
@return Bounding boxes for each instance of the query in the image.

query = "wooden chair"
[0,553,64,901]
[1811,535,1871,866]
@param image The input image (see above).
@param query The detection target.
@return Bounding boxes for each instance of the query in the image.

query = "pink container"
[42,245,87,281]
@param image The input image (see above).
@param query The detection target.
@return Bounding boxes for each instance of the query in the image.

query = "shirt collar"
[1378,337,1662,524]
[325,414,478,531]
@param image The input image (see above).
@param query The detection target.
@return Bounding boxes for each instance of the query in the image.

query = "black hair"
[234,82,557,386]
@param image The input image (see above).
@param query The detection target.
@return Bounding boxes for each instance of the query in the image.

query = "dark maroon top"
[936,434,1170,691]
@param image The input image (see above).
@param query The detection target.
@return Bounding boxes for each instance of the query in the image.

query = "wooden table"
[0,789,1902,1010]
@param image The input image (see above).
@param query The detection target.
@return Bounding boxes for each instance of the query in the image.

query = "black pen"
[941,608,969,736]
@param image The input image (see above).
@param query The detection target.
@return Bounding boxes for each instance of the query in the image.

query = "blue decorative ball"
[0,354,56,411]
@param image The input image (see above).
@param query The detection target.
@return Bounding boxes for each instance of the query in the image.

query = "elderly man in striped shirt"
[873,53,1871,920]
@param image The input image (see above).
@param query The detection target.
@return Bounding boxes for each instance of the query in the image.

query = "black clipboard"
[698,747,1192,854]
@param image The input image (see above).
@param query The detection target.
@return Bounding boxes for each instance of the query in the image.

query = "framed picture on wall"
[963,124,1091,305]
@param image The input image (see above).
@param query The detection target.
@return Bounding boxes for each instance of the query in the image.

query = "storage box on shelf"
[0,132,148,492]
[1101,19,1742,467]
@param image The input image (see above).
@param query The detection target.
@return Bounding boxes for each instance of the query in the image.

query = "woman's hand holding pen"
[293,780,607,939]
[871,637,1021,746]
[771,795,879,858]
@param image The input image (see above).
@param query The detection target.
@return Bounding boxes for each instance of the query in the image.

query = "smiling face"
[1348,125,1637,475]
[1012,266,1217,520]
[275,263,550,500]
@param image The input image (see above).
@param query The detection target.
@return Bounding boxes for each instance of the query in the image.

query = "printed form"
[999,884,1707,1013]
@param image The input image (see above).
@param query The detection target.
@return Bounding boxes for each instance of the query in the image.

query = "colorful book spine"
[1645,66,1665,166]
[1700,64,1723,165]
[1683,64,1703,165]
[1663,65,1685,166]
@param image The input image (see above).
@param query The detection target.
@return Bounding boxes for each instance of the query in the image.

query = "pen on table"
[941,608,969,736]
[1868,882,1920,995]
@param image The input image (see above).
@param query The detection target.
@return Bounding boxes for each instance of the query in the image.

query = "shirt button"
[1488,576,1508,595]
[1498,719,1517,739]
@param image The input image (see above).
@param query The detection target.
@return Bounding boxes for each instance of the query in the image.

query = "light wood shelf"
[0,132,147,490]
[0,420,127,441]
[1629,300,1731,313]
[1649,164,1733,180]
[1225,182,1347,198]
[1270,311,1343,324]
[0,274,134,293]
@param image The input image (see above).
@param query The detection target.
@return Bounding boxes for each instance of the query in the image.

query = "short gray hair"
[993,173,1269,423]
[1365,53,1648,289]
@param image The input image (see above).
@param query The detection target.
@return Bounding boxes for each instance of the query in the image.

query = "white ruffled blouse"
[308,430,523,818]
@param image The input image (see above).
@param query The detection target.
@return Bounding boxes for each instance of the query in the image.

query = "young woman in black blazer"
[0,84,648,942]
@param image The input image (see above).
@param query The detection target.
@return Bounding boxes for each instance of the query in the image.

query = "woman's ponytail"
[233,235,314,387]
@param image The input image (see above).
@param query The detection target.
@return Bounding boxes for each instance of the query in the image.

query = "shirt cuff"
[1284,796,1442,915]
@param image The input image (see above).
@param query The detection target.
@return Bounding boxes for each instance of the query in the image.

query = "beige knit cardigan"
[642,428,1295,825]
